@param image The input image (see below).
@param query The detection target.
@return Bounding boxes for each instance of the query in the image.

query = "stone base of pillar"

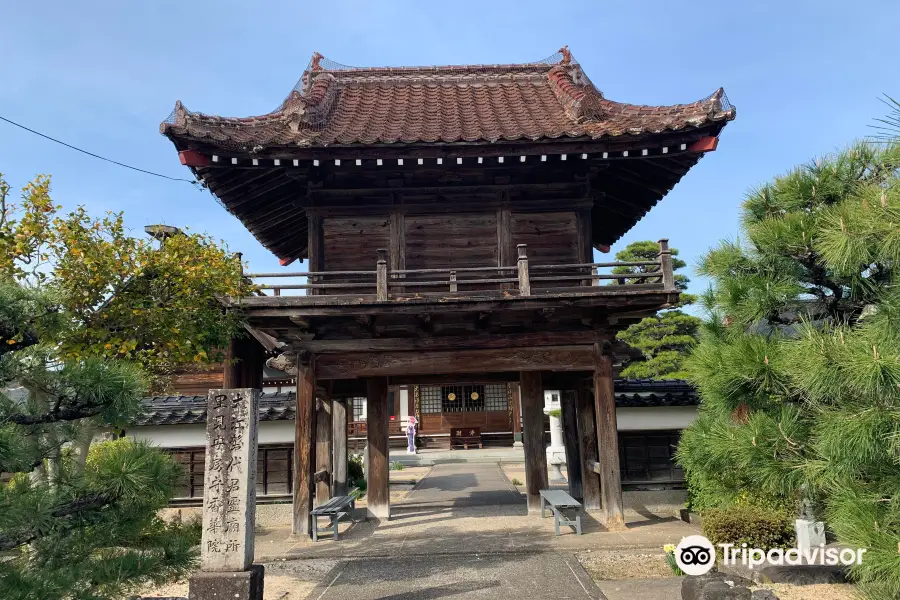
[795,519,826,551]
[189,565,264,600]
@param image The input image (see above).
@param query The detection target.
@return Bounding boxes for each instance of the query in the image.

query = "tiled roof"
[614,379,699,408]
[161,48,734,150]
[134,380,698,427]
[135,392,296,426]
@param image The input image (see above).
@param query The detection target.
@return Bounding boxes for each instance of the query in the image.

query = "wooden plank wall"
[322,216,390,292]
[318,208,584,294]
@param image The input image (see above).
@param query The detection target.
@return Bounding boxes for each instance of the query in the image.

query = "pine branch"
[0,492,112,551]
[2,393,105,426]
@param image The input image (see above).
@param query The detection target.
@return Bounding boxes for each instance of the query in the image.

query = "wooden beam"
[332,399,348,497]
[292,353,317,536]
[308,181,589,198]
[388,372,519,386]
[520,371,548,513]
[576,382,601,511]
[315,346,593,379]
[315,395,333,505]
[594,342,625,529]
[561,390,583,501]
[294,330,609,353]
[366,377,390,520]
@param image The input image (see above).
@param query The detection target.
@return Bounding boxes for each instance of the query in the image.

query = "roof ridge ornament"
[558,45,572,66]
[311,51,325,72]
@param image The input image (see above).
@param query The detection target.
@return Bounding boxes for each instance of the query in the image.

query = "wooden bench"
[309,488,359,541]
[450,426,482,450]
[539,489,583,536]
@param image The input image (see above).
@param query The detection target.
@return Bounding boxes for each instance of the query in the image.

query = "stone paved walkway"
[401,463,522,508]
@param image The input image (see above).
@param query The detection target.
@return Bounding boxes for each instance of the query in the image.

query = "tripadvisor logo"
[675,535,716,576]
[674,535,867,575]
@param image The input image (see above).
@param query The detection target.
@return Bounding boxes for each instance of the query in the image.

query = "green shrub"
[348,453,364,484]
[547,409,562,419]
[702,505,795,552]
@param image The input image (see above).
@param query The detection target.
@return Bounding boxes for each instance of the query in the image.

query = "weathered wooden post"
[332,399,349,497]
[658,238,675,290]
[449,270,457,292]
[315,396,333,505]
[593,341,625,529]
[517,244,531,296]
[376,248,388,301]
[189,389,264,600]
[519,371,548,512]
[560,390,583,500]
[575,381,601,512]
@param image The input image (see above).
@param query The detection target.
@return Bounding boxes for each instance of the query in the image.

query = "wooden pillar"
[519,371,548,513]
[594,342,625,529]
[332,399,349,497]
[561,390,583,500]
[315,395,333,505]
[575,382,601,512]
[366,377,390,520]
[223,334,266,390]
[308,216,323,296]
[292,352,317,536]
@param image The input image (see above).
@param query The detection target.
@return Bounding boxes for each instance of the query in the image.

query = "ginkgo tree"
[0,172,251,599]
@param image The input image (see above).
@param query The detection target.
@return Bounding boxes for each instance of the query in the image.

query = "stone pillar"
[292,353,316,536]
[594,342,625,529]
[315,396,333,505]
[510,382,523,448]
[520,371,548,513]
[561,390,583,500]
[544,390,567,483]
[190,389,264,600]
[332,399,349,497]
[366,377,390,520]
[575,383,601,511]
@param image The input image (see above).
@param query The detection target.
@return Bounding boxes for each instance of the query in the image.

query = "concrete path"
[390,447,526,466]
[309,551,604,599]
[401,463,522,508]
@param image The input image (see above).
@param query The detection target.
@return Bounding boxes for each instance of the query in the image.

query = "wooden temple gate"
[161,47,734,535]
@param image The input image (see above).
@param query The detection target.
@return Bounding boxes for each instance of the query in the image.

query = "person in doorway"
[406,415,417,454]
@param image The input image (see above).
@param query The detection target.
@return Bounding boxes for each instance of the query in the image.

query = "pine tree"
[611,241,701,379]
[675,143,900,599]
[0,173,249,599]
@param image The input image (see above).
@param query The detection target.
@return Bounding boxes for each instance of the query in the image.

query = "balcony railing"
[247,239,675,300]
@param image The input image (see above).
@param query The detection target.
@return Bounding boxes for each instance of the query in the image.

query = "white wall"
[120,406,697,449]
[122,420,295,448]
[615,406,697,431]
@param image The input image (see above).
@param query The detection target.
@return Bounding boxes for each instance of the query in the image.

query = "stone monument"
[795,489,826,553]
[188,389,264,600]
[544,390,567,483]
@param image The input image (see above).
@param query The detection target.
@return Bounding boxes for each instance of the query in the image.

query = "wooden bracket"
[688,136,719,153]
[178,150,210,167]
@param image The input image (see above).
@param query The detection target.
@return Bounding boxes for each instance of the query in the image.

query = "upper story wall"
[312,203,592,294]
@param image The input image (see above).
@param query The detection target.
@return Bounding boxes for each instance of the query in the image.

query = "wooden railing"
[248,239,675,300]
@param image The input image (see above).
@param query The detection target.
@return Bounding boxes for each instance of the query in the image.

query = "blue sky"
[2,1,898,297]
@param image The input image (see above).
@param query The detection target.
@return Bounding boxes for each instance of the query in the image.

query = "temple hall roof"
[161,47,734,151]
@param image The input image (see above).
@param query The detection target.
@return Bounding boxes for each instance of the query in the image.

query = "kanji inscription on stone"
[200,389,259,572]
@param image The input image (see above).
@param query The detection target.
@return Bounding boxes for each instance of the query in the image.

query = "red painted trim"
[688,136,718,153]
[179,150,210,167]
[279,257,297,267]
[597,244,611,254]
